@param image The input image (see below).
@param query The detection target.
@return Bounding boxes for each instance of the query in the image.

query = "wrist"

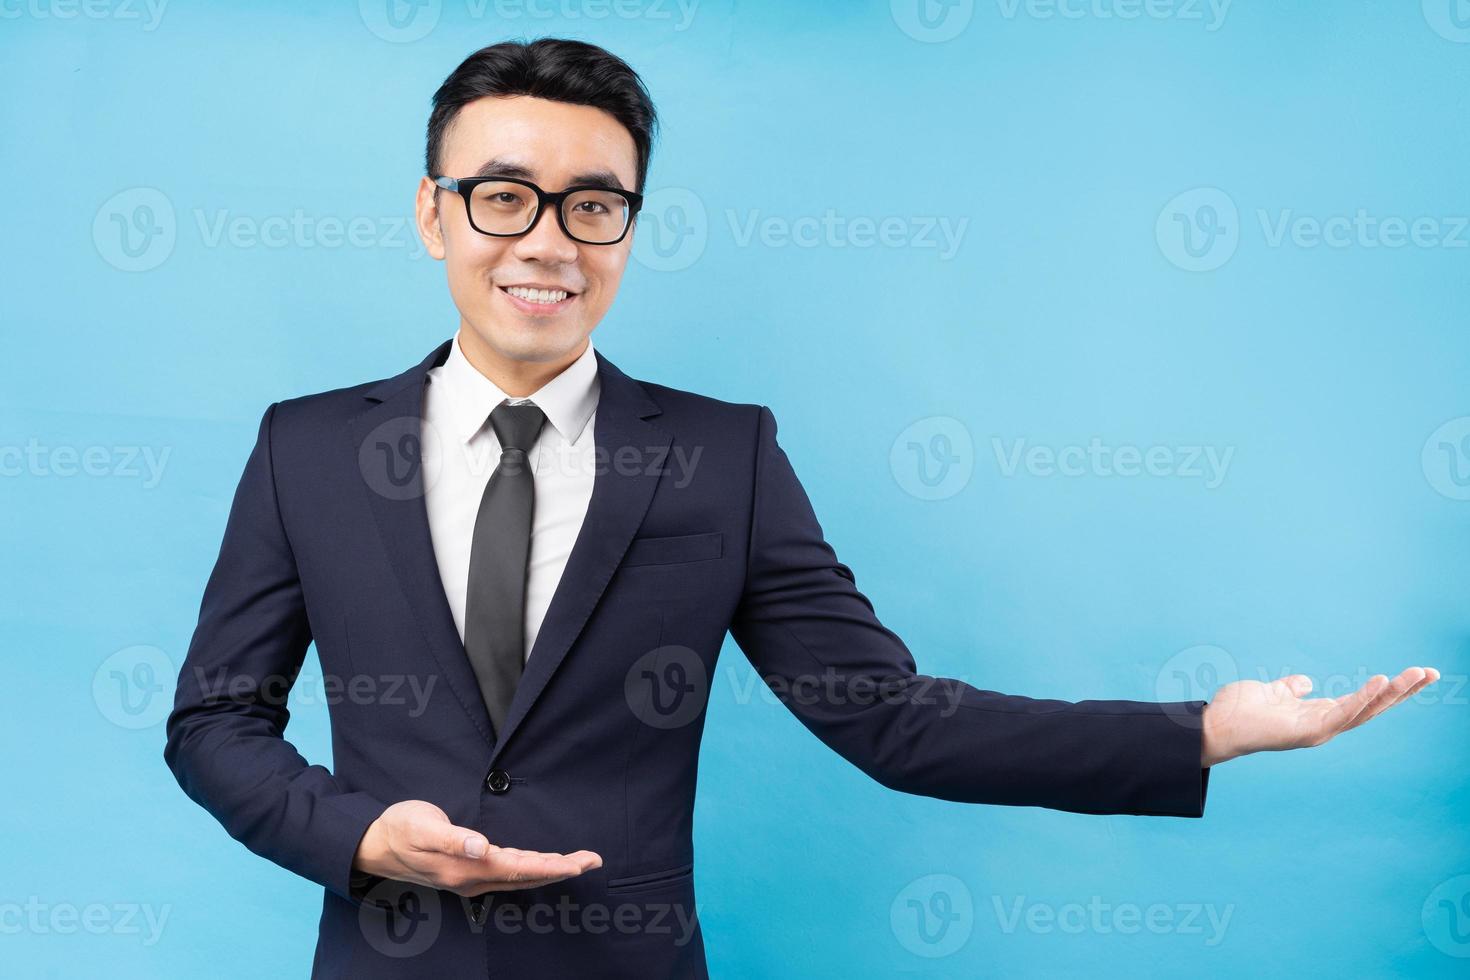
[1199,703,1237,768]
[352,817,392,876]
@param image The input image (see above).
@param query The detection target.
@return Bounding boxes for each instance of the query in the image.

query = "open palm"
[1201,666,1440,767]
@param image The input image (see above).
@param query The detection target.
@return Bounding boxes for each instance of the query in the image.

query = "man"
[164,38,1439,979]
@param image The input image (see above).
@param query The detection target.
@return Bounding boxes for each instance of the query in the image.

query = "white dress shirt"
[421,330,601,662]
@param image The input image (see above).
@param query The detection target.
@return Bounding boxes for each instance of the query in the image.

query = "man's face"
[416,95,639,366]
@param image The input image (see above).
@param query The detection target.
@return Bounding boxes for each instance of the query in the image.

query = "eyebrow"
[471,156,630,192]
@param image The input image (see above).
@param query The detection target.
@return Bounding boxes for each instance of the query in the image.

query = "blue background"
[3,1,1468,976]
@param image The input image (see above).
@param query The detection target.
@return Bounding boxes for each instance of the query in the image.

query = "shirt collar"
[436,330,600,447]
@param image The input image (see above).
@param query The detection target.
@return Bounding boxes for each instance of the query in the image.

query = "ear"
[415,176,447,261]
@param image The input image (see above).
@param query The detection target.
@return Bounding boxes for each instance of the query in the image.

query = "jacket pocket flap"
[606,862,694,891]
[621,531,722,567]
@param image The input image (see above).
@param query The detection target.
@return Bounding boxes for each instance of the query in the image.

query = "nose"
[512,203,580,265]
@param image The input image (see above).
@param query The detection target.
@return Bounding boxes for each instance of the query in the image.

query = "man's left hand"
[1201,666,1441,767]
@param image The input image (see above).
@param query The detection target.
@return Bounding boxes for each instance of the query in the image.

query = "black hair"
[426,37,658,193]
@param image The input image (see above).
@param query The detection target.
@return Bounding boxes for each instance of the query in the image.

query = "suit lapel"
[489,349,668,764]
[349,339,668,757]
[350,339,497,746]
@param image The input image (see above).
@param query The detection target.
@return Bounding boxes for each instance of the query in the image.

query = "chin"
[477,323,582,362]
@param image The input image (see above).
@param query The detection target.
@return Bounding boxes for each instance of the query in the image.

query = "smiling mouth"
[500,285,577,305]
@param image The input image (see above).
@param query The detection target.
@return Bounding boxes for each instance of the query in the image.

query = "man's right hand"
[352,800,602,897]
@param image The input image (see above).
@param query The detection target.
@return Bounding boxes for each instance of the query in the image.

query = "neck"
[456,325,587,398]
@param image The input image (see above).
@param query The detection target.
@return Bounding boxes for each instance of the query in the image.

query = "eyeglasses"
[432,175,643,245]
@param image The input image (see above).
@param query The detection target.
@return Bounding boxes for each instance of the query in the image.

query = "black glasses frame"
[432,175,643,245]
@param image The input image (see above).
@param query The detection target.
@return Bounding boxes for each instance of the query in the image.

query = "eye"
[572,200,610,215]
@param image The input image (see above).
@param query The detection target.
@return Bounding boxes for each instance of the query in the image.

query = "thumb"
[421,820,489,859]
[1274,674,1313,699]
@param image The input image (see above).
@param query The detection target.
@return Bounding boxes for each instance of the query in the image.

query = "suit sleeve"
[729,405,1211,817]
[164,402,390,901]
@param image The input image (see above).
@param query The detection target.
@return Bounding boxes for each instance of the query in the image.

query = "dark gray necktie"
[463,400,547,739]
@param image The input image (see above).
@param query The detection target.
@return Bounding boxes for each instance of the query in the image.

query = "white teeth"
[505,286,569,304]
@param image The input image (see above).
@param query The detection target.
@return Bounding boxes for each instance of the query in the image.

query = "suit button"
[486,769,511,794]
[469,900,487,925]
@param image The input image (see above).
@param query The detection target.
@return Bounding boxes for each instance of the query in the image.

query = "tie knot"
[490,401,547,453]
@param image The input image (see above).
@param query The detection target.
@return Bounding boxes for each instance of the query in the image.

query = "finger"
[408,821,491,860]
[1379,667,1437,711]
[1320,674,1390,737]
[1270,674,1313,703]
[1341,670,1409,728]
[1341,667,1431,732]
[565,849,603,871]
[1336,668,1422,734]
[483,847,600,884]
[455,876,573,899]
[462,851,603,898]
[1350,667,1425,727]
[440,854,583,896]
[487,847,602,871]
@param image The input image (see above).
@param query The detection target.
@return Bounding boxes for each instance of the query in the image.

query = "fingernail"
[465,837,487,858]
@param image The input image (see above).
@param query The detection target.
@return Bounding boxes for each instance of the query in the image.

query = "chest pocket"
[621,531,723,567]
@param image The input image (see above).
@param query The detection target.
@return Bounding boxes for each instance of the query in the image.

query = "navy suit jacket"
[165,338,1210,978]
